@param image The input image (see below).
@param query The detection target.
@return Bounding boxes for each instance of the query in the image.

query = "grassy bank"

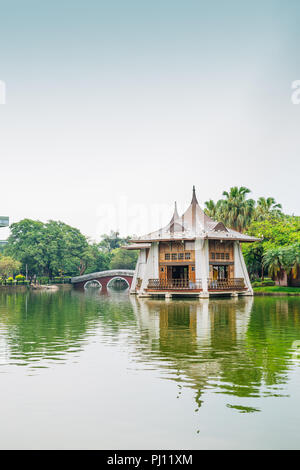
[253,286,300,295]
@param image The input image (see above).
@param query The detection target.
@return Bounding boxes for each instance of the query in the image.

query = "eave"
[128,234,261,244]
[122,243,151,250]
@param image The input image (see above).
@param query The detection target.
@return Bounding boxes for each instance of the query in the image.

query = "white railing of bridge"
[71,269,135,284]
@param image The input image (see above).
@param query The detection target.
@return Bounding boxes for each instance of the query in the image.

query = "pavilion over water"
[126,187,260,298]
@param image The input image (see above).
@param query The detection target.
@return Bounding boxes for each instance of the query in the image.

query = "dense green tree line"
[1,222,138,280]
[204,187,300,282]
[204,186,283,232]
[244,217,300,281]
[1,186,299,283]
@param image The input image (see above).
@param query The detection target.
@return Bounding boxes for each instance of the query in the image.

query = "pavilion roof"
[129,187,261,244]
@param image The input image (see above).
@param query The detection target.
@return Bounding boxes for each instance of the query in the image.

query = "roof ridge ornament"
[191,186,198,231]
[191,185,199,205]
[169,201,180,234]
[174,201,179,220]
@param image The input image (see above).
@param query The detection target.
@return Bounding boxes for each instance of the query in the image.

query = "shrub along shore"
[253,286,300,295]
[251,278,300,295]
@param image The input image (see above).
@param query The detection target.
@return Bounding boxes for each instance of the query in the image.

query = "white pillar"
[140,242,159,293]
[195,238,209,293]
[196,301,211,345]
[234,241,253,294]
[130,251,141,293]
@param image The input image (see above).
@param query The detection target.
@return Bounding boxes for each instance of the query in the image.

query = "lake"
[0,288,299,449]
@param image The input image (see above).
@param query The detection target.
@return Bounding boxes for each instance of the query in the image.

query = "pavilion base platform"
[136,288,252,298]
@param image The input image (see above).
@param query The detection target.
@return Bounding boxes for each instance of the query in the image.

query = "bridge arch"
[84,279,102,290]
[106,276,130,290]
[71,269,135,291]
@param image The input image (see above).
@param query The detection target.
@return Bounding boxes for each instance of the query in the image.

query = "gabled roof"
[129,187,261,244]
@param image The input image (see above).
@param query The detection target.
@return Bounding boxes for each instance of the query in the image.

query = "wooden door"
[189,265,195,282]
[159,266,167,282]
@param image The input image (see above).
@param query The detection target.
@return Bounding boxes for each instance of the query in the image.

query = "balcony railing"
[146,278,246,292]
[147,279,202,290]
[207,278,245,290]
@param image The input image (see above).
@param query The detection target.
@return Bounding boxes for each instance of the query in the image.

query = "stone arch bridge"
[71,269,135,292]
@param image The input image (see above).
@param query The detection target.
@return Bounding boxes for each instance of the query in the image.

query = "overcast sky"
[0,0,299,241]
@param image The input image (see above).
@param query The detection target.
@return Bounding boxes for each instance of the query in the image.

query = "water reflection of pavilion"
[131,296,253,350]
[130,296,254,407]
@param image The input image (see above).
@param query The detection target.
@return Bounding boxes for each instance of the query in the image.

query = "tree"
[242,243,264,280]
[204,199,222,220]
[243,216,300,280]
[262,244,300,285]
[255,197,282,221]
[0,255,21,280]
[289,244,300,280]
[5,219,89,278]
[263,248,284,282]
[247,216,300,250]
[218,186,255,232]
[42,220,89,277]
[99,231,131,252]
[5,219,48,279]
[109,248,138,270]
[82,243,111,274]
[204,186,285,233]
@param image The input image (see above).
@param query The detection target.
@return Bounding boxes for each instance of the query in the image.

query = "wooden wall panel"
[159,241,195,264]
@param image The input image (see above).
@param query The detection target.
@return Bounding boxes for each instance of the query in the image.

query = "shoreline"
[0,284,72,291]
[1,284,300,297]
[254,291,300,296]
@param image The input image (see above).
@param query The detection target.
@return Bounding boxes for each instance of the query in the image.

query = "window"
[165,253,170,260]
[192,266,195,272]
[171,253,177,260]
[216,253,220,260]
[220,253,225,260]
[185,252,191,260]
[160,267,164,272]
[211,252,215,259]
[178,253,184,260]
[225,253,230,260]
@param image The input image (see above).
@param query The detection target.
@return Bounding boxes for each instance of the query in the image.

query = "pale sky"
[0,0,299,241]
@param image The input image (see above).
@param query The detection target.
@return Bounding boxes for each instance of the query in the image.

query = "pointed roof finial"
[169,201,179,229]
[169,201,180,234]
[191,185,199,205]
[174,201,179,219]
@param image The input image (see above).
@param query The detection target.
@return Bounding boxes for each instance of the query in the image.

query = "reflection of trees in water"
[0,291,102,363]
[244,297,300,387]
[131,296,300,406]
[0,290,138,365]
[1,290,300,407]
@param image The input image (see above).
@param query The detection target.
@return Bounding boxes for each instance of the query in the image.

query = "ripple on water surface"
[0,290,300,448]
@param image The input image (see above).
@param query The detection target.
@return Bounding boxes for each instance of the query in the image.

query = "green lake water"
[0,289,299,449]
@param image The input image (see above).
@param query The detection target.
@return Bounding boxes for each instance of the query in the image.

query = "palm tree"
[263,248,284,283]
[218,186,255,232]
[255,197,282,221]
[291,245,300,280]
[263,244,300,285]
[282,244,300,281]
[204,199,222,220]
